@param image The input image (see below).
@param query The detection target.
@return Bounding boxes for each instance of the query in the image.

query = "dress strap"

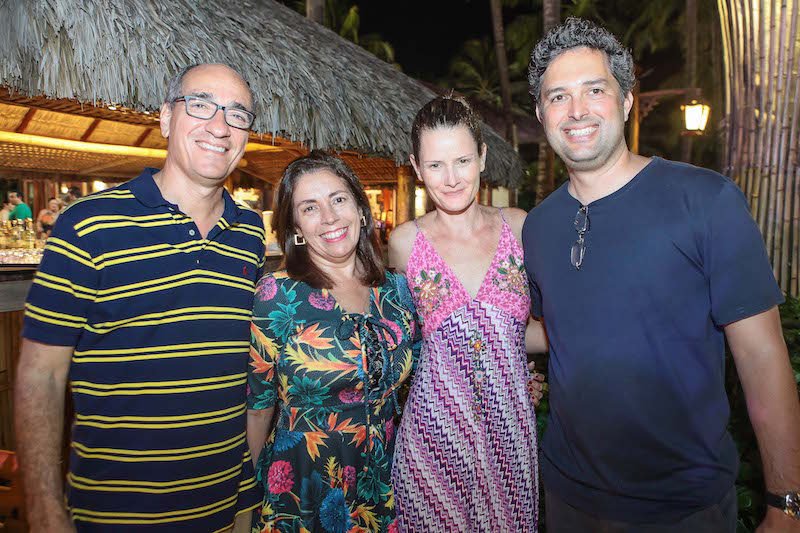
[413,217,421,230]
[498,207,507,224]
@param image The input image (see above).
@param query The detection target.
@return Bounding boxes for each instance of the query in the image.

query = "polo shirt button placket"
[187,226,200,264]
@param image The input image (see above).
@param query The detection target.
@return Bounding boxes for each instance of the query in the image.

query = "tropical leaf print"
[296,323,335,350]
[304,430,329,461]
[247,272,421,532]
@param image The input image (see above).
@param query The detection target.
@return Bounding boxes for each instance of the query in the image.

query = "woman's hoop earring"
[293,233,306,246]
[360,214,367,227]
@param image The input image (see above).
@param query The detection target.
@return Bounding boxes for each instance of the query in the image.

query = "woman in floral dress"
[389,95,546,531]
[247,152,419,533]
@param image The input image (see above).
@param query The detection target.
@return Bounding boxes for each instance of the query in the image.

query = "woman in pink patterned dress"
[389,95,546,532]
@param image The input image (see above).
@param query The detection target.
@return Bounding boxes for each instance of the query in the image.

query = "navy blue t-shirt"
[522,157,783,522]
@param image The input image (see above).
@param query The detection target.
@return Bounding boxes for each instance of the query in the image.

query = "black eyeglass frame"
[172,95,256,130]
[570,205,589,270]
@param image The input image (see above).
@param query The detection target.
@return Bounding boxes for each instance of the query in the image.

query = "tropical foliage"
[279,0,399,67]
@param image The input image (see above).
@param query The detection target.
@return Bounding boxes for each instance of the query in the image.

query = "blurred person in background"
[36,197,60,238]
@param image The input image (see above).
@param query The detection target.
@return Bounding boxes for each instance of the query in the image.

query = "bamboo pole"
[740,0,756,204]
[775,0,798,290]
[720,0,799,295]
[762,0,780,258]
[752,0,770,228]
[788,11,800,296]
[719,0,738,177]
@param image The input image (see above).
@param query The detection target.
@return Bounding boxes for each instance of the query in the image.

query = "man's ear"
[159,103,172,139]
[623,91,634,122]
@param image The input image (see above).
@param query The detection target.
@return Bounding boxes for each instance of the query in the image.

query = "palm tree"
[280,0,397,66]
[447,38,501,105]
[490,0,518,148]
[534,0,560,205]
[306,0,323,23]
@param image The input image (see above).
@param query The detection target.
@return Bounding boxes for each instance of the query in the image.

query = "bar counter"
[0,263,36,450]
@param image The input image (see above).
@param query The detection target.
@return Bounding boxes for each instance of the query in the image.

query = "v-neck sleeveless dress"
[392,213,539,532]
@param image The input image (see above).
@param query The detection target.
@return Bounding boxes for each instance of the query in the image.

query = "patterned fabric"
[392,215,539,532]
[248,270,420,533]
[22,169,265,532]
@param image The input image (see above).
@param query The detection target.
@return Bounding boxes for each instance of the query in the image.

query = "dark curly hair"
[528,17,635,108]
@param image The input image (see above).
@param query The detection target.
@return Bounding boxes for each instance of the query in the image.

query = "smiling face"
[48,199,60,212]
[7,192,20,205]
[411,125,486,214]
[293,169,362,269]
[159,64,253,187]
[536,47,632,173]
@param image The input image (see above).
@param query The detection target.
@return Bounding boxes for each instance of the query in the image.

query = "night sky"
[358,1,493,81]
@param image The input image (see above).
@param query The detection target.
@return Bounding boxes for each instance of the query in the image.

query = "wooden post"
[395,166,415,225]
[630,83,640,155]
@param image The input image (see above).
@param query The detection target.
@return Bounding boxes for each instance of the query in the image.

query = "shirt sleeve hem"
[713,291,785,327]
[22,323,80,348]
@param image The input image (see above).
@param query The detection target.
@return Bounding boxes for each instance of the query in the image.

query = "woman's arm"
[247,407,275,469]
[388,221,418,273]
[35,209,46,234]
[525,317,548,354]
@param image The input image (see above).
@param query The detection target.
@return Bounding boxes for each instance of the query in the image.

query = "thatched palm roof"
[0,0,524,187]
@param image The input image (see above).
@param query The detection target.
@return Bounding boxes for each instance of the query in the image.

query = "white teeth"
[322,228,347,239]
[567,126,595,136]
[198,142,226,153]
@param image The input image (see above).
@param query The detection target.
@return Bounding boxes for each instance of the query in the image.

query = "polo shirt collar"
[129,167,244,224]
[129,168,167,208]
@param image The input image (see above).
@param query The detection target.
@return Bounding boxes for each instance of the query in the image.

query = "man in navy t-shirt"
[523,17,800,532]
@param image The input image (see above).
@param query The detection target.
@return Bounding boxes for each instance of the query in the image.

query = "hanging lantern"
[681,100,710,134]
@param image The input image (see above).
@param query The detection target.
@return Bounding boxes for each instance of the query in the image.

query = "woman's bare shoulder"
[499,206,529,244]
[388,219,420,271]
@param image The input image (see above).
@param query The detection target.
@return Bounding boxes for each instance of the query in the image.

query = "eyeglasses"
[173,96,255,130]
[570,205,589,270]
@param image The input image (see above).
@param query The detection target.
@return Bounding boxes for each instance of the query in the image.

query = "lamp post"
[681,100,711,135]
[628,88,710,155]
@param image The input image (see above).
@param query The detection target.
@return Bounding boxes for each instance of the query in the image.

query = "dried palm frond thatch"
[0,0,524,186]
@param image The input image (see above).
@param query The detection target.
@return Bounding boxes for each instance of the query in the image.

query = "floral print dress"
[248,270,419,533]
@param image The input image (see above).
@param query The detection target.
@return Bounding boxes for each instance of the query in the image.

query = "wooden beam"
[79,119,101,142]
[133,128,152,147]
[81,159,129,174]
[14,108,37,133]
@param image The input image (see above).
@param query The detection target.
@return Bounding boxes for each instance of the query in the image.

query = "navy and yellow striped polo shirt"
[23,168,265,532]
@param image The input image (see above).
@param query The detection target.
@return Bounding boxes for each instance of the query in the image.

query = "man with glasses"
[15,63,264,532]
[522,18,800,532]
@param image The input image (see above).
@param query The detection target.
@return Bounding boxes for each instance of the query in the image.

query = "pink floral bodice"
[405,215,531,338]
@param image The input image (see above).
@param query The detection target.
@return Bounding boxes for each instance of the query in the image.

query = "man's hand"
[757,506,800,532]
[527,361,546,407]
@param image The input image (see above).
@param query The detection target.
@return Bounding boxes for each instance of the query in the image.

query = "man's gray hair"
[163,63,256,114]
[528,17,635,108]
[164,64,200,105]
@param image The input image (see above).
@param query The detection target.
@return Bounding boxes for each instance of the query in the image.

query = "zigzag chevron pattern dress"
[392,216,539,532]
